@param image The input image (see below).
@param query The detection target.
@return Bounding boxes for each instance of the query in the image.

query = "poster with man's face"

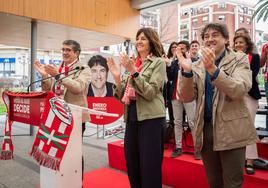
[86,54,123,125]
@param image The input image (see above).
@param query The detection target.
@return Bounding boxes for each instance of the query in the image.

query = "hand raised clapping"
[200,47,216,75]
[176,47,192,72]
[34,60,48,77]
[34,60,59,77]
[119,53,137,75]
[107,57,121,85]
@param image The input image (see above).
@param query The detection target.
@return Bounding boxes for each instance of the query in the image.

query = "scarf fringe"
[30,146,60,171]
[1,150,14,160]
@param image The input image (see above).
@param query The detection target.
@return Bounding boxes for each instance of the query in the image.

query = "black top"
[248,53,261,100]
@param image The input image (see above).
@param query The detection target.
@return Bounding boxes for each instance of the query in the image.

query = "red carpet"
[83,168,130,188]
[108,140,268,188]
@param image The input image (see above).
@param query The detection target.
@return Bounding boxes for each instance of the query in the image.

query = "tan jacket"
[114,57,166,122]
[178,50,258,151]
[42,62,91,122]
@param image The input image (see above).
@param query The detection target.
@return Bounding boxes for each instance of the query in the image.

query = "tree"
[252,0,268,22]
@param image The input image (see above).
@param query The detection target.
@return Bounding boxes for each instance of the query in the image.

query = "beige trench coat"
[178,50,258,152]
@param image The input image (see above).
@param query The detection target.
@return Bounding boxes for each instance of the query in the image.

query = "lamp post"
[18,54,29,86]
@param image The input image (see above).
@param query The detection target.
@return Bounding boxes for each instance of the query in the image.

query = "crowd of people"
[33,22,268,188]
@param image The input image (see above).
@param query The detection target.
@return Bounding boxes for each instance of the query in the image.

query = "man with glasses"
[177,23,257,187]
[34,39,91,181]
[34,40,90,117]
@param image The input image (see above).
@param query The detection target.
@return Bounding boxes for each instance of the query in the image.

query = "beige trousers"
[244,94,258,159]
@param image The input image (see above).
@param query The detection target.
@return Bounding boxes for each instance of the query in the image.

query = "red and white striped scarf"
[30,92,73,171]
[122,58,143,105]
[55,59,78,97]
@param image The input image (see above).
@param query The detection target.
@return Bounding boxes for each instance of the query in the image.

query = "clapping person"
[233,35,261,175]
[162,42,178,126]
[34,40,91,181]
[107,27,166,188]
[166,41,198,159]
[189,40,201,62]
[177,23,257,187]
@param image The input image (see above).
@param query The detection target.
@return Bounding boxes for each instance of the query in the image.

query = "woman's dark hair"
[167,41,178,58]
[87,55,109,72]
[233,35,253,54]
[201,23,229,49]
[136,27,164,57]
[235,27,249,36]
[62,40,81,54]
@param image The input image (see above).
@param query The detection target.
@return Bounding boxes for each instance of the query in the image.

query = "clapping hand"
[176,47,192,72]
[119,53,137,75]
[34,60,48,77]
[107,57,121,85]
[200,47,217,75]
[44,64,59,77]
[162,54,171,66]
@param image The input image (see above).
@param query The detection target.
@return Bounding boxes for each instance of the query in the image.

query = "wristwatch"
[132,72,139,78]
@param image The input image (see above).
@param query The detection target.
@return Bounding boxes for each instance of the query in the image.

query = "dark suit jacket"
[248,53,261,100]
[87,81,114,97]
[166,59,179,100]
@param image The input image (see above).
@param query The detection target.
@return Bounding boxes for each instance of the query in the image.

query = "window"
[140,13,158,28]
[181,33,189,40]
[180,23,188,30]
[191,8,198,15]
[240,16,244,23]
[218,15,225,21]
[238,6,243,13]
[218,3,226,9]
[246,17,251,24]
[243,7,248,14]
[248,10,253,15]
[203,7,209,13]
[10,62,15,71]
[192,18,198,26]
[202,16,208,23]
[193,29,198,40]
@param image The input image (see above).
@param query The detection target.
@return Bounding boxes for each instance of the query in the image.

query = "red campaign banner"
[3,91,48,126]
[87,97,124,125]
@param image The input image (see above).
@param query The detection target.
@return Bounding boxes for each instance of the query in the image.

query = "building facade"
[179,0,255,46]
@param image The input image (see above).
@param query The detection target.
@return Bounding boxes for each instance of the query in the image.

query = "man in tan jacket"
[177,23,257,187]
[34,40,91,123]
[34,39,91,181]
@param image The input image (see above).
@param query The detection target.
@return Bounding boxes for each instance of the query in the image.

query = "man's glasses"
[61,48,73,52]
